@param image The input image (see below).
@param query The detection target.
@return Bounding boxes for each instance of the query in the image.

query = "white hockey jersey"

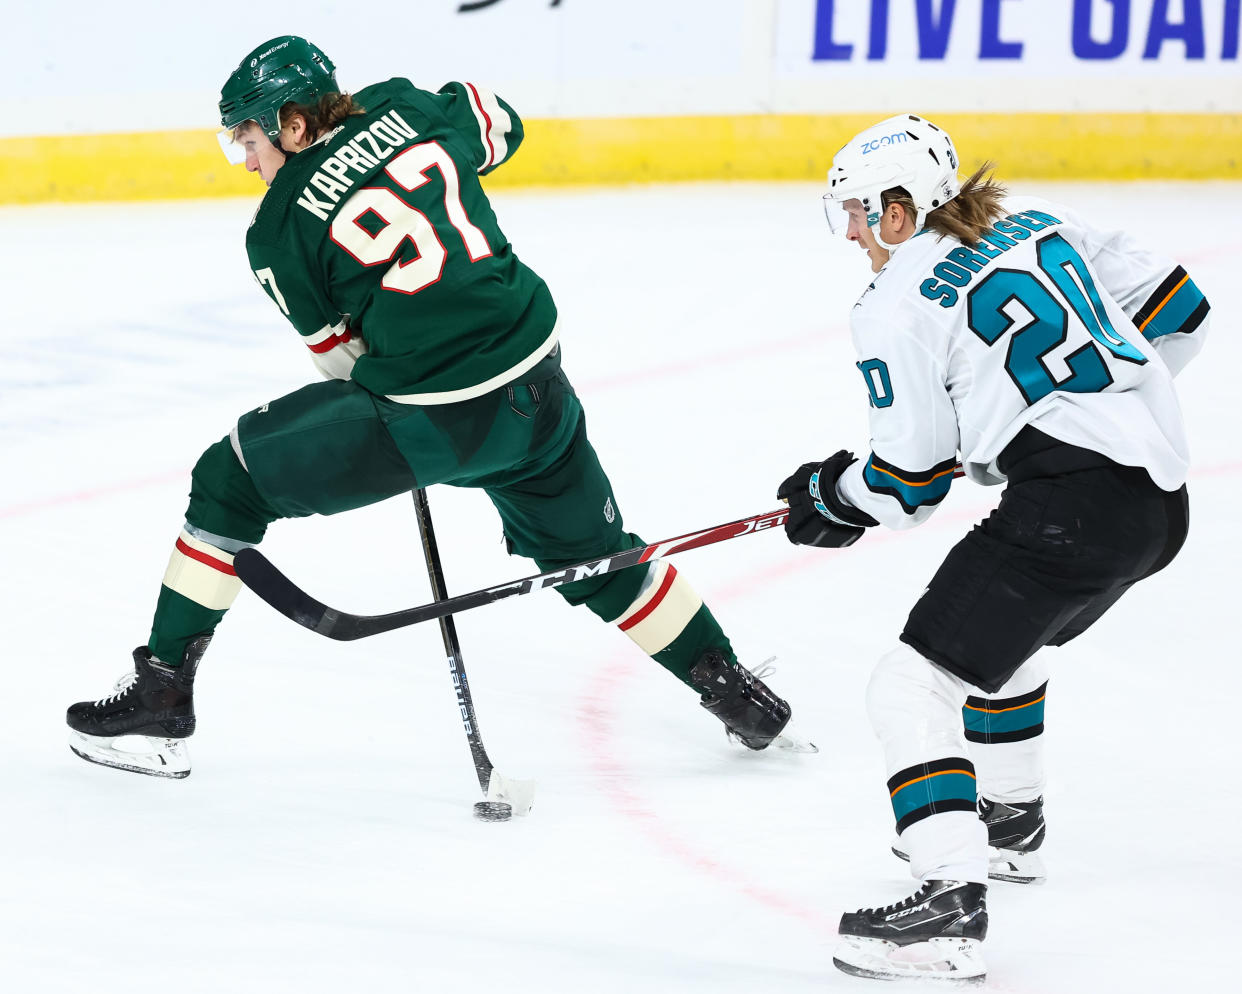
[835,195,1210,530]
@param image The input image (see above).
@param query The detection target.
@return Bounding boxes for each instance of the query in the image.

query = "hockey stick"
[234,506,791,642]
[412,489,534,816]
[235,463,966,642]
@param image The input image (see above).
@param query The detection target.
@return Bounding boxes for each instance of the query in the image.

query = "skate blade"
[833,936,986,983]
[486,770,536,816]
[989,846,1046,885]
[68,730,191,779]
[889,839,1047,885]
[770,729,818,754]
[726,723,819,754]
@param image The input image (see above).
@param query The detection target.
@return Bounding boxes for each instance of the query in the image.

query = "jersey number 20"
[330,141,492,295]
[967,232,1146,405]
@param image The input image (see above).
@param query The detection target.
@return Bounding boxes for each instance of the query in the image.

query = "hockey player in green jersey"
[65,35,805,778]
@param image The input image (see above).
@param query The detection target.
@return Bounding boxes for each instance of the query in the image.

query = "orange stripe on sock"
[869,463,957,488]
[889,768,976,799]
[963,695,1046,715]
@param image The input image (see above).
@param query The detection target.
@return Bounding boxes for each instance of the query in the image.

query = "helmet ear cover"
[219,35,338,143]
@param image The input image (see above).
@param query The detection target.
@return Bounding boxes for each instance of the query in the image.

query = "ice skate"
[977,796,1046,884]
[689,651,816,753]
[66,636,210,779]
[892,796,1046,884]
[833,879,988,982]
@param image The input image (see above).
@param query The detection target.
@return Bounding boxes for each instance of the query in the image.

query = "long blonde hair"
[883,162,1008,244]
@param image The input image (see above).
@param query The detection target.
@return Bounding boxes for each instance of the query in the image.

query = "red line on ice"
[0,326,842,521]
[0,469,189,520]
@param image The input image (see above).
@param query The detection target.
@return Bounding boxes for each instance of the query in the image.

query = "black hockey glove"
[777,450,879,549]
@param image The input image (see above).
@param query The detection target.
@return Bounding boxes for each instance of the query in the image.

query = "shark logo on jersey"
[855,263,890,309]
[855,281,878,309]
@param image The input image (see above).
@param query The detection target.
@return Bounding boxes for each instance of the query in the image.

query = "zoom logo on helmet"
[861,133,909,155]
[823,114,964,248]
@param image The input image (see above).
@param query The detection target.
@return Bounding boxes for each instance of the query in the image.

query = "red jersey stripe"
[465,81,497,170]
[306,330,352,355]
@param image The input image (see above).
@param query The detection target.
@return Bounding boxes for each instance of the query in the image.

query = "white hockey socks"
[868,643,988,884]
[964,655,1049,804]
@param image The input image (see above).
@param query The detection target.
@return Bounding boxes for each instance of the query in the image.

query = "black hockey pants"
[902,427,1190,693]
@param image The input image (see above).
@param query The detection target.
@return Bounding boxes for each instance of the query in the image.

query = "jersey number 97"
[329,140,493,295]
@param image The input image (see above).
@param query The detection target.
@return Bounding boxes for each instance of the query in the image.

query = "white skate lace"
[861,882,937,915]
[94,670,138,707]
[751,656,778,680]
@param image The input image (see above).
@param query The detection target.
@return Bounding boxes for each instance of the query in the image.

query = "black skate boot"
[66,635,211,779]
[980,796,1046,884]
[689,650,812,752]
[891,795,1047,884]
[834,879,988,982]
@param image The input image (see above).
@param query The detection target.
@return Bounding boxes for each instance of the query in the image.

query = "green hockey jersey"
[245,78,558,403]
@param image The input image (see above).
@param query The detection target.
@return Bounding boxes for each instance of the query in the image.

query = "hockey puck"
[473,800,512,822]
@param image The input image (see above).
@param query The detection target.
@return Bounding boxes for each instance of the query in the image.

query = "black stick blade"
[233,548,336,636]
[233,549,424,640]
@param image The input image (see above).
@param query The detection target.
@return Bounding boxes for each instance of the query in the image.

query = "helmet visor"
[216,118,276,165]
[822,196,869,237]
[217,125,249,165]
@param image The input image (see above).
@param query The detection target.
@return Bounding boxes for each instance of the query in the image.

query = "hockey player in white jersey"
[778,115,1208,982]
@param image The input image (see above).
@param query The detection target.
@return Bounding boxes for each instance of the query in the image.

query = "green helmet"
[218,35,338,141]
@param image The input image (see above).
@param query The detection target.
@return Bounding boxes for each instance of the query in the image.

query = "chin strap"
[870,222,898,252]
[870,212,927,253]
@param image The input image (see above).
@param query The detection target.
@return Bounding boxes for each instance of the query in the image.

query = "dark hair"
[281,91,365,141]
[882,162,1008,244]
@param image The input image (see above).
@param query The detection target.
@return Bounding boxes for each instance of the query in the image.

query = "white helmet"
[824,114,960,250]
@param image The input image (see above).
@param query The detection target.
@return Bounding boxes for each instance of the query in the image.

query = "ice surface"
[2,181,1239,992]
